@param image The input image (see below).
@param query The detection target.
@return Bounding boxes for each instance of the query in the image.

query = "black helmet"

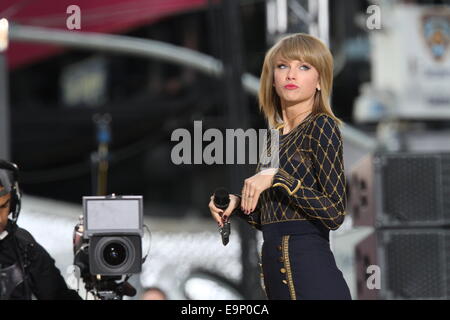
[0,160,21,224]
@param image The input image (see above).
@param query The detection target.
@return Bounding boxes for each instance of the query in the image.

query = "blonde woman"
[209,33,351,300]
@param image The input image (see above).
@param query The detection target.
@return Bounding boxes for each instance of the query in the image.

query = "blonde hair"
[258,33,343,128]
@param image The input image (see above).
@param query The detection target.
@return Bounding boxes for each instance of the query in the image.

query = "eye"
[276,64,287,69]
[299,64,311,71]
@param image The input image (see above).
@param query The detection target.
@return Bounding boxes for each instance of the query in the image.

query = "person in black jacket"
[0,159,81,300]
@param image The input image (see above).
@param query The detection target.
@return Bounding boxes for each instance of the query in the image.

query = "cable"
[141,223,152,264]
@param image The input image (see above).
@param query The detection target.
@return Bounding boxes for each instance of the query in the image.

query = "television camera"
[72,194,148,300]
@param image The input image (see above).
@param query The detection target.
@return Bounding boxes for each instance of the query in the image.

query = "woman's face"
[273,57,320,107]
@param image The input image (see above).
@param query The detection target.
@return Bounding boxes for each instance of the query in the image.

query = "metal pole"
[307,0,329,47]
[220,0,263,300]
[0,53,9,161]
[317,0,330,47]
[0,18,10,161]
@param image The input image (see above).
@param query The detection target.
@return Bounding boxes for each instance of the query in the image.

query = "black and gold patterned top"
[237,112,347,234]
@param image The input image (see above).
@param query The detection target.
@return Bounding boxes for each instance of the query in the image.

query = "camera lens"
[91,236,139,275]
[103,242,127,266]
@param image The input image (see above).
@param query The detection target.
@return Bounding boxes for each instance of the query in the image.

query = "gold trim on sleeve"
[273,179,301,196]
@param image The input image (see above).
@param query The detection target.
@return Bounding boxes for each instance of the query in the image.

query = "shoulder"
[308,113,342,147]
[14,227,37,246]
[309,113,342,136]
[311,113,338,128]
[15,227,53,262]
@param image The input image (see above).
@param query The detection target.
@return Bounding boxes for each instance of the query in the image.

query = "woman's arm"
[231,194,262,230]
[271,114,347,230]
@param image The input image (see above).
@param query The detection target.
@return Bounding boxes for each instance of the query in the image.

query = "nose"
[286,68,296,80]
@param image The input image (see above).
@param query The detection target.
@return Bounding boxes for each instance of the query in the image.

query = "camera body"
[82,195,143,276]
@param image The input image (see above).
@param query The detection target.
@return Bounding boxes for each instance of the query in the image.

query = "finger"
[243,191,251,213]
[250,190,260,212]
[248,186,257,213]
[211,209,224,227]
[224,195,240,221]
[245,184,256,214]
[210,206,223,218]
[222,211,229,221]
[243,181,249,210]
[241,185,247,212]
[245,180,254,213]
[209,200,223,216]
[222,207,232,222]
[209,201,220,212]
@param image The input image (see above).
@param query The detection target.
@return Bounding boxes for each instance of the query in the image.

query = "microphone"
[214,188,231,246]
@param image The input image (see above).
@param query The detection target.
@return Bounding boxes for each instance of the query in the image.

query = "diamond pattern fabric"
[236,112,347,231]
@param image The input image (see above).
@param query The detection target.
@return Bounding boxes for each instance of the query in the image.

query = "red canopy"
[1,0,208,69]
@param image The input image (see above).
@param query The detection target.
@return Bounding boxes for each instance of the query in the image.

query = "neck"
[280,97,314,132]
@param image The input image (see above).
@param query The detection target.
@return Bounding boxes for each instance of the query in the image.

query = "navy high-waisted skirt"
[260,226,352,300]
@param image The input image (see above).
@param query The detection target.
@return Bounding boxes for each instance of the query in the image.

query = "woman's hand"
[241,168,277,214]
[208,194,241,228]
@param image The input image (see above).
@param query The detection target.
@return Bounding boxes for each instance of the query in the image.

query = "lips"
[284,84,299,90]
